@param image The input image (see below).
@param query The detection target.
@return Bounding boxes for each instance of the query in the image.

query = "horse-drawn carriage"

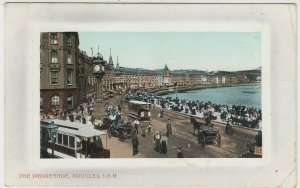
[198,124,221,147]
[111,121,134,139]
[191,117,221,147]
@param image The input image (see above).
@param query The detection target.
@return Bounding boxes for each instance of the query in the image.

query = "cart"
[198,124,221,147]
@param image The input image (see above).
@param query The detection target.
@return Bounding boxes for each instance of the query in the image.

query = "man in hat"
[133,119,140,134]
[160,109,164,118]
[132,132,139,156]
[147,122,152,134]
[225,119,233,135]
[166,119,172,137]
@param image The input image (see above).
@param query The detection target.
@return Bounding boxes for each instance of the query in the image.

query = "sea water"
[161,84,261,109]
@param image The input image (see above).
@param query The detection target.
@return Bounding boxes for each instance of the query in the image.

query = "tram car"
[128,100,151,121]
[40,120,110,158]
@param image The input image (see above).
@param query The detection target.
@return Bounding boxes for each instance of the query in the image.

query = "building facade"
[78,51,96,102]
[40,32,80,113]
[40,32,252,113]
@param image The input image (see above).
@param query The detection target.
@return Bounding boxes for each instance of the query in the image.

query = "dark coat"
[132,135,139,146]
[177,151,184,158]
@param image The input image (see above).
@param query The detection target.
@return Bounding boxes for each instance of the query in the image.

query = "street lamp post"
[47,121,59,158]
[92,50,107,120]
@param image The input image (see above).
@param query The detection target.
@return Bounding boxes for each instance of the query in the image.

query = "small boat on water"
[243,91,256,94]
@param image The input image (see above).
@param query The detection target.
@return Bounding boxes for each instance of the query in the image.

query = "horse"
[190,117,202,134]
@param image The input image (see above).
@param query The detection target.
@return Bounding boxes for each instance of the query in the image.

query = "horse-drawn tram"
[128,100,151,121]
[40,120,110,158]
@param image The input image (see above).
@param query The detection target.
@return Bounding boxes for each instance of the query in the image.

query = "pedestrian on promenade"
[177,148,184,158]
[255,130,262,147]
[107,124,112,138]
[141,123,146,137]
[132,132,139,156]
[205,116,211,125]
[147,122,152,134]
[166,119,172,137]
[153,131,161,152]
[82,117,86,124]
[160,133,168,154]
[226,119,234,134]
[89,107,93,116]
[160,109,164,118]
[133,119,140,134]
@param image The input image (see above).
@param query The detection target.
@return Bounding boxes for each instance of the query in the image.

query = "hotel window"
[50,71,59,85]
[67,69,72,85]
[51,51,57,63]
[40,97,43,111]
[69,136,75,148]
[67,96,73,109]
[67,51,72,64]
[51,95,60,106]
[50,33,57,44]
[67,35,72,46]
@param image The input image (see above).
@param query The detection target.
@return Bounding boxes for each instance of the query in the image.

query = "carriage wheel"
[112,130,119,137]
[119,131,126,139]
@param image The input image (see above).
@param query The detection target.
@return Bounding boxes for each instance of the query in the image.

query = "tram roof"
[41,119,106,137]
[58,126,106,137]
[129,100,151,105]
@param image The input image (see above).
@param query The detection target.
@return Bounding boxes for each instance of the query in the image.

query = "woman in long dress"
[160,133,168,154]
[153,131,161,152]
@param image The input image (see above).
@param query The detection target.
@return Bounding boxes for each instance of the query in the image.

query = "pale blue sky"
[78,32,261,71]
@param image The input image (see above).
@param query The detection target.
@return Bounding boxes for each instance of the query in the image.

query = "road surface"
[105,94,258,158]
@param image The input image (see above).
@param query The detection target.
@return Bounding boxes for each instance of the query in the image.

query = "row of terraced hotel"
[40,32,251,113]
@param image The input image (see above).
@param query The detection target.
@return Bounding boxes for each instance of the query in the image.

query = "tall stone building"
[78,51,96,102]
[40,32,80,113]
[163,64,170,86]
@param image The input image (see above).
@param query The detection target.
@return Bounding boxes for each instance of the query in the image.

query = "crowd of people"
[40,96,97,124]
[40,88,262,158]
[40,95,123,128]
[125,91,262,129]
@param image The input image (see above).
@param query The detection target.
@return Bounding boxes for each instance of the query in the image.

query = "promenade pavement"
[105,94,258,158]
